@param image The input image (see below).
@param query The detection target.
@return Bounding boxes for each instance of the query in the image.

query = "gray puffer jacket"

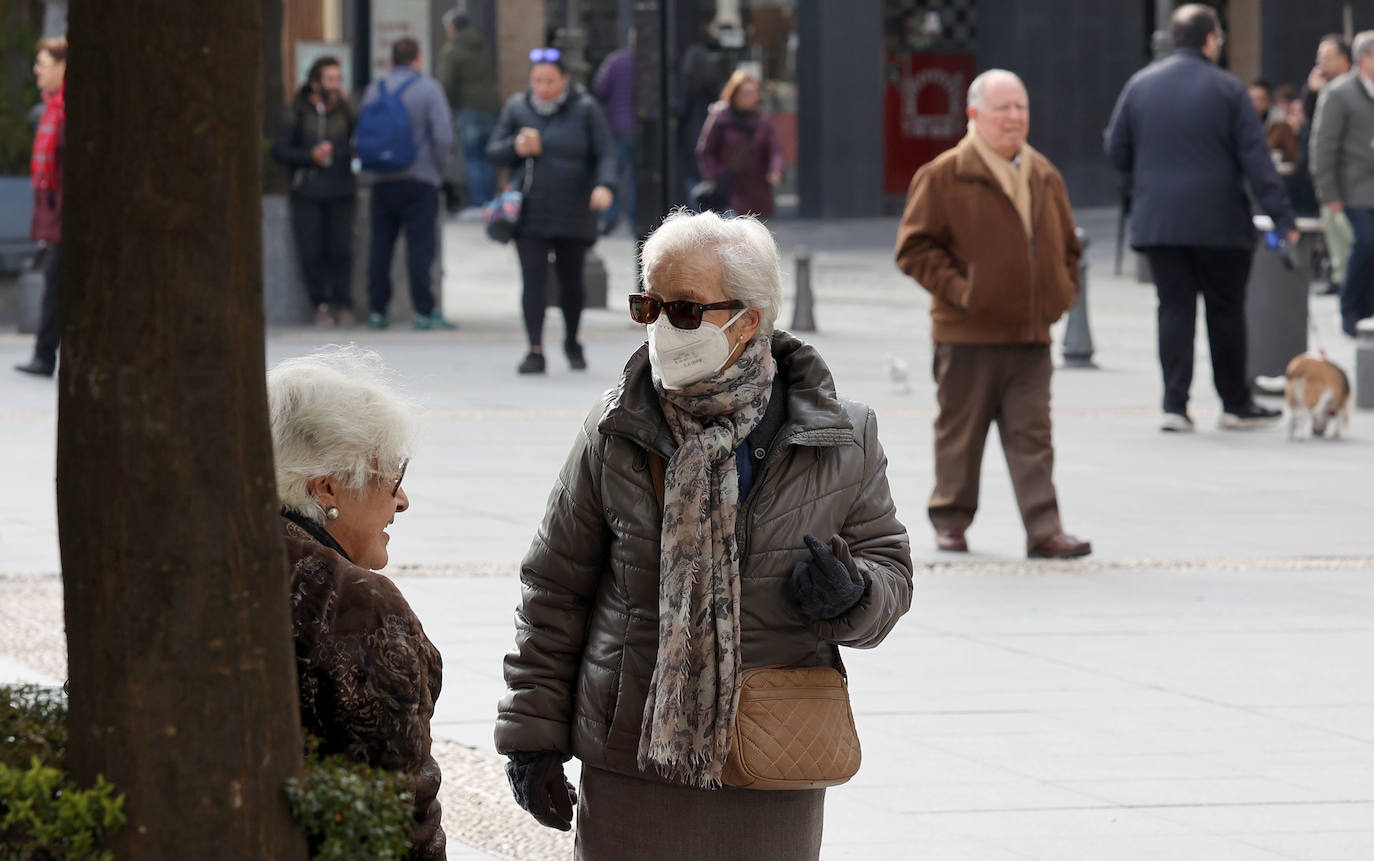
[495,332,913,784]
[486,83,616,244]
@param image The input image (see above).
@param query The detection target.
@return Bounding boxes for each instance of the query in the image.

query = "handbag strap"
[518,157,534,195]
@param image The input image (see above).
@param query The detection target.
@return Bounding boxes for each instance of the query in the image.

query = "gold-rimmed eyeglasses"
[368,459,408,497]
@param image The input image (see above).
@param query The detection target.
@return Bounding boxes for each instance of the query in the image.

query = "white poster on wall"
[372,0,431,78]
[295,41,354,94]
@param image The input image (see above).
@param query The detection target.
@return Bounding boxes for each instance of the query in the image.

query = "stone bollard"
[791,246,816,332]
[548,250,609,309]
[1357,319,1374,409]
[17,253,46,335]
[1062,229,1096,368]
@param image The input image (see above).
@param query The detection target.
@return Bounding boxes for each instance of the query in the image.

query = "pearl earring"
[326,506,340,520]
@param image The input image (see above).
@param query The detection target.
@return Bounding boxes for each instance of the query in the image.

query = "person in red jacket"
[16,36,66,378]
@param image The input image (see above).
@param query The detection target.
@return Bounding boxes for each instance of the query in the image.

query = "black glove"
[788,533,866,620]
[505,751,577,831]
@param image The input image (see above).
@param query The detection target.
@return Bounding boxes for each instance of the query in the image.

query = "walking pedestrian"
[15,36,66,379]
[266,346,445,861]
[271,55,358,328]
[496,210,913,858]
[695,71,785,218]
[1310,30,1374,337]
[1302,35,1353,296]
[487,48,616,375]
[592,37,636,235]
[896,69,1091,560]
[436,8,501,216]
[1106,3,1295,431]
[359,37,455,331]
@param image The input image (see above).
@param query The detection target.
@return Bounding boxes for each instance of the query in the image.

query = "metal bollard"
[1357,320,1374,409]
[791,246,816,332]
[1062,229,1096,368]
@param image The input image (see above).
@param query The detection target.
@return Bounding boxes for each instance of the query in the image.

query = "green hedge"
[1,685,413,860]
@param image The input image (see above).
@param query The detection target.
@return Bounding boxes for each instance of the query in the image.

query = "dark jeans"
[1341,207,1374,334]
[1146,246,1253,415]
[290,194,355,309]
[458,109,496,207]
[515,235,588,348]
[368,179,438,317]
[602,134,636,232]
[32,243,60,368]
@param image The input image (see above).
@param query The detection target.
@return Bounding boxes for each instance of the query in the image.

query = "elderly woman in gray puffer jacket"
[488,48,616,376]
[496,210,913,859]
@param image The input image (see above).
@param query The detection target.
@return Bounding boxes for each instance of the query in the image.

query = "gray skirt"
[574,765,826,861]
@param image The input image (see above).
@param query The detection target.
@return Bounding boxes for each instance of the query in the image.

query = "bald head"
[967,70,1029,159]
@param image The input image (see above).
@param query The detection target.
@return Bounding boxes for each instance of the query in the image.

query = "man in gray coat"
[1106,4,1296,433]
[361,37,454,330]
[1310,30,1374,337]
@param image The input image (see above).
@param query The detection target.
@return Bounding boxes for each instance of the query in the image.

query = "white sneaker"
[1160,412,1194,433]
[1253,375,1286,395]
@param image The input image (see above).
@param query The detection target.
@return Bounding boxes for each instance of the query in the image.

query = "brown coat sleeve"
[290,546,446,860]
[894,164,970,309]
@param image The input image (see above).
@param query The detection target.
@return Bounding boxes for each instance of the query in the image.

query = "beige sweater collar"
[966,126,1033,237]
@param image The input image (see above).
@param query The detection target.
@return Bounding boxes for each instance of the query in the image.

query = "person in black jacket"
[1106,4,1296,433]
[272,56,358,327]
[488,48,616,375]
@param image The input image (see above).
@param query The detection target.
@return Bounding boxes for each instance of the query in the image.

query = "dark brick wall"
[977,0,1149,208]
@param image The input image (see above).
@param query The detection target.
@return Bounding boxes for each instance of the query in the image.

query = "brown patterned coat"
[283,518,445,860]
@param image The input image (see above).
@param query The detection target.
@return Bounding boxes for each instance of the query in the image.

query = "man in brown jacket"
[894,69,1091,559]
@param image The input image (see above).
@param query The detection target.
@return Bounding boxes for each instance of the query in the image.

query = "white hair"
[267,346,418,524]
[638,208,782,335]
[967,69,1028,110]
[1354,31,1374,62]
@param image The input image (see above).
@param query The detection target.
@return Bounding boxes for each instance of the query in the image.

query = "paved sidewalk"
[3,209,1372,859]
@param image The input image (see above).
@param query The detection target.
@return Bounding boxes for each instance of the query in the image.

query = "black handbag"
[692,176,731,213]
[484,158,533,244]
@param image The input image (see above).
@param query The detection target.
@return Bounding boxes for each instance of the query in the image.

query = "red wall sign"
[884,53,977,195]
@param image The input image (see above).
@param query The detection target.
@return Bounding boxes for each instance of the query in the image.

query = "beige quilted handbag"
[721,664,862,790]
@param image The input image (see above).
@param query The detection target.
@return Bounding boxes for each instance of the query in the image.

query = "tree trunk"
[57,2,309,858]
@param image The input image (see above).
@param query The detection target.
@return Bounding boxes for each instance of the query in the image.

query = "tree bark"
[58,1,309,858]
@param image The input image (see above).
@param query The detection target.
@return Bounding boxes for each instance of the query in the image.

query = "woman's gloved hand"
[788,533,866,620]
[505,751,577,831]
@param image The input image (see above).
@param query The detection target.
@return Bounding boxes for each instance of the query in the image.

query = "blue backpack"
[356,75,420,172]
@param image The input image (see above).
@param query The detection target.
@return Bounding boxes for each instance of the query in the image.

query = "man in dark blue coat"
[1106,3,1297,433]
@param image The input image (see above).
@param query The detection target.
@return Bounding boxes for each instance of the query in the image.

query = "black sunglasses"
[529,48,562,64]
[628,294,747,330]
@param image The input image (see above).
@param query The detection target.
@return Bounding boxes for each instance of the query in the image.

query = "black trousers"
[290,194,355,308]
[1145,246,1253,414]
[32,243,61,368]
[515,235,588,348]
[367,179,438,317]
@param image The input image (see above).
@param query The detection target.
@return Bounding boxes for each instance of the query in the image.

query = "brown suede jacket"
[894,135,1081,344]
[283,517,445,861]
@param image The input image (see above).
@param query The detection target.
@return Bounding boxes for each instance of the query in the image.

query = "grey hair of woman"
[267,346,418,524]
[967,69,1027,110]
[639,208,782,335]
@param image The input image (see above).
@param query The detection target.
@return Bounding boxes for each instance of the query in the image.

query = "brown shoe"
[936,528,968,553]
[335,307,357,327]
[1028,532,1092,559]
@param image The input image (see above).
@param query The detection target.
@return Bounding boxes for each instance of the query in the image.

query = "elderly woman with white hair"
[267,347,445,861]
[496,210,913,858]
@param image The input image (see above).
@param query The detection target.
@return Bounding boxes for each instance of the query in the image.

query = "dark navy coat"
[1106,49,1295,249]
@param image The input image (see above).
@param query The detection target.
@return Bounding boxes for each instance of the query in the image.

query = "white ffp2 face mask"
[648,308,749,390]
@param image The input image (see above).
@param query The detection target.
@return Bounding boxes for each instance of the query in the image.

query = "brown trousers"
[929,343,1062,548]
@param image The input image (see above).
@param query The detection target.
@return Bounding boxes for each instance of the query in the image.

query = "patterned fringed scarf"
[637,333,776,787]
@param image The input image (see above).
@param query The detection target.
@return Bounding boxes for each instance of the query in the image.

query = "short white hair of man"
[967,68,1028,110]
[638,208,782,335]
[267,346,418,524]
[1353,30,1374,63]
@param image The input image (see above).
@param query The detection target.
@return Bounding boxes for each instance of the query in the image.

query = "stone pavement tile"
[1145,800,1374,835]
[1052,776,1327,808]
[1260,706,1374,743]
[1253,833,1374,861]
[980,832,1299,860]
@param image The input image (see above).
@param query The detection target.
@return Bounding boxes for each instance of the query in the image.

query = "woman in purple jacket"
[695,70,784,219]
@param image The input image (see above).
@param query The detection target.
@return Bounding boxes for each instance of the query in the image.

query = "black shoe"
[1219,402,1281,429]
[14,359,54,377]
[564,340,586,371]
[518,351,546,375]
